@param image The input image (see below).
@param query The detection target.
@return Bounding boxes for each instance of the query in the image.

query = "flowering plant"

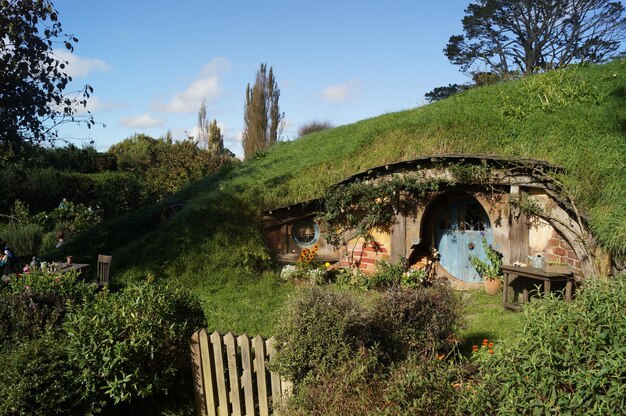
[297,245,319,269]
[469,236,503,281]
[472,338,496,357]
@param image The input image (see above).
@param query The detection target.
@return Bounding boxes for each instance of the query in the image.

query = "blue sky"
[54,0,473,156]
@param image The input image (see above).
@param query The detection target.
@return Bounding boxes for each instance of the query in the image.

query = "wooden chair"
[97,254,112,285]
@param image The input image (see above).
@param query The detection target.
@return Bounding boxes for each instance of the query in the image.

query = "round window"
[292,220,319,246]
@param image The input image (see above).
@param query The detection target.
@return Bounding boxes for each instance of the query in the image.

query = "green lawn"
[457,289,524,354]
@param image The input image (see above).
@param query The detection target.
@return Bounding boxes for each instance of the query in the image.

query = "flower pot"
[483,277,502,295]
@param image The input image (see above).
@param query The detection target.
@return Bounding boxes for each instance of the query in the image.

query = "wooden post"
[253,335,270,416]
[238,334,256,416]
[267,337,282,412]
[390,213,406,264]
[210,332,229,416]
[224,332,242,416]
[190,330,207,416]
[199,329,218,416]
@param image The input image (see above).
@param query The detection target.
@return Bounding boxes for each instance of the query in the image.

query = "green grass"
[70,60,625,336]
[457,289,524,355]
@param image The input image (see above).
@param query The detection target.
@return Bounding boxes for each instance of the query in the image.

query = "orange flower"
[488,349,494,354]
[452,383,461,389]
[488,342,494,348]
[436,354,444,360]
[482,338,489,346]
[472,345,479,352]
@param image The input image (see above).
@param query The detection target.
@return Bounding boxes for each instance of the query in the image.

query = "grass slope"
[73,60,626,335]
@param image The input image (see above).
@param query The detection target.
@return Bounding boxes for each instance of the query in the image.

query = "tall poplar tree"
[242,63,283,160]
[196,98,223,155]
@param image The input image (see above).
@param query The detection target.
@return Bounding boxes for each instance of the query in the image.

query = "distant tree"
[196,98,210,150]
[242,63,284,160]
[0,0,94,144]
[108,134,234,200]
[208,119,224,155]
[424,71,504,103]
[424,84,471,103]
[445,0,626,77]
[297,120,334,138]
[195,99,224,155]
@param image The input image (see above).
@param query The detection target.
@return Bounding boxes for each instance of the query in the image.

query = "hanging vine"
[317,174,446,247]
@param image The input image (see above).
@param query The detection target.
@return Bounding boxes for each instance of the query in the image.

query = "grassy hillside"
[72,60,626,335]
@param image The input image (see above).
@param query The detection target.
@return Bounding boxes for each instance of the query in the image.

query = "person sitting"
[56,231,67,248]
[0,240,16,277]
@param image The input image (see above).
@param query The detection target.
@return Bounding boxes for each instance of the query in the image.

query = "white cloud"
[322,80,360,102]
[53,49,110,78]
[156,76,221,113]
[156,57,231,113]
[200,57,231,76]
[120,113,165,128]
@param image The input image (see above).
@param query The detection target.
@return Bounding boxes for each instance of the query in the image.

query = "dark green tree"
[424,84,470,103]
[242,63,283,159]
[445,0,626,77]
[0,0,94,144]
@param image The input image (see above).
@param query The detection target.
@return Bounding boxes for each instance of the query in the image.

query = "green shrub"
[273,284,464,385]
[272,287,370,384]
[281,349,464,416]
[0,332,87,416]
[63,281,205,411]
[371,285,464,362]
[0,271,96,346]
[379,354,464,416]
[2,222,43,257]
[460,275,626,415]
[368,259,404,288]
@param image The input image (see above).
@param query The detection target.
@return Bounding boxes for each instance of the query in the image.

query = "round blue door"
[434,198,493,283]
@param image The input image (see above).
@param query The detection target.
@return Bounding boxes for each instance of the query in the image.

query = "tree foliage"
[424,84,471,103]
[445,0,626,76]
[242,63,283,159]
[0,0,94,143]
[108,133,234,200]
[195,98,224,155]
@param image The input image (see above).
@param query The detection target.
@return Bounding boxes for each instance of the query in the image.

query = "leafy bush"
[1,221,43,257]
[368,259,404,288]
[272,287,370,384]
[0,332,87,416]
[0,271,96,345]
[371,285,463,362]
[63,281,205,411]
[273,284,464,386]
[460,275,626,415]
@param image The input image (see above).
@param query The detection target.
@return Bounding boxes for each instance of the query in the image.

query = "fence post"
[253,335,270,416]
[238,334,255,416]
[190,330,207,416]
[224,332,242,416]
[210,331,229,416]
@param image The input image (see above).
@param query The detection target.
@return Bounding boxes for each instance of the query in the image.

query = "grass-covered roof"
[73,59,625,333]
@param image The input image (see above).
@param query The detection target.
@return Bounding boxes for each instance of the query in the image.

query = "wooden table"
[50,263,90,275]
[502,265,573,310]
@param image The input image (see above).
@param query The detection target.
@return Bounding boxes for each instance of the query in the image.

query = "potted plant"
[469,236,503,295]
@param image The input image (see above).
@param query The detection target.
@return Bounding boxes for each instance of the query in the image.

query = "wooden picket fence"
[190,329,292,416]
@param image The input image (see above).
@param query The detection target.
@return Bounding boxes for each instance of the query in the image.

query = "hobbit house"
[263,155,609,286]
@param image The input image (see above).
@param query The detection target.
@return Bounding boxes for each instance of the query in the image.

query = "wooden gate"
[190,329,292,416]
